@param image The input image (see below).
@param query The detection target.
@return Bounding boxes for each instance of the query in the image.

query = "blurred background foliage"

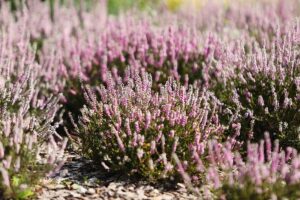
[4,0,158,14]
[4,0,238,16]
[106,0,160,14]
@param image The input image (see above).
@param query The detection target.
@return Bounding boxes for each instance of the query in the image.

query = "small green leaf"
[12,176,21,187]
[17,188,34,200]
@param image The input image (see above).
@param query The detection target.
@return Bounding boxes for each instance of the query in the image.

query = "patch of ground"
[37,152,197,200]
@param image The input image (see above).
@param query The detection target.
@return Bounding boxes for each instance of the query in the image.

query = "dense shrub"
[4,0,299,133]
[0,34,67,199]
[75,68,224,181]
[1,0,300,199]
[174,133,300,199]
[1,1,210,131]
[60,22,208,126]
[214,23,300,150]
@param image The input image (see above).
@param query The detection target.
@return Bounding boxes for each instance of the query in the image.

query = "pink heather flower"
[0,167,10,187]
[148,159,154,171]
[125,118,132,136]
[192,150,205,172]
[165,163,174,172]
[134,121,141,133]
[289,170,300,184]
[104,104,111,117]
[145,111,151,129]
[161,134,166,153]
[223,147,234,167]
[258,95,265,107]
[259,140,265,163]
[137,134,145,146]
[0,142,4,159]
[3,156,12,169]
[14,157,21,172]
[295,77,300,91]
[172,137,179,154]
[155,131,163,143]
[169,130,175,138]
[111,126,125,153]
[207,167,221,188]
[132,132,138,147]
[286,147,293,161]
[47,154,55,165]
[137,148,144,160]
[0,76,5,90]
[150,140,156,154]
[265,132,272,161]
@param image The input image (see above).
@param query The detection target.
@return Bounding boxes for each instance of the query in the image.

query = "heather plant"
[37,0,300,128]
[53,17,245,129]
[0,33,67,199]
[44,14,211,131]
[75,68,224,181]
[2,0,300,199]
[175,133,300,199]
[5,0,300,87]
[222,0,298,46]
[6,0,300,133]
[12,3,216,102]
[214,22,300,150]
[0,3,66,103]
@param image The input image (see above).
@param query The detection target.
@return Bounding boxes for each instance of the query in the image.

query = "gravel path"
[36,152,198,200]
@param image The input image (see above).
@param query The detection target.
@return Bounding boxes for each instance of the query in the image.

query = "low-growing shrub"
[7,0,299,138]
[75,68,224,181]
[175,133,300,199]
[59,22,208,126]
[0,36,67,199]
[215,24,300,150]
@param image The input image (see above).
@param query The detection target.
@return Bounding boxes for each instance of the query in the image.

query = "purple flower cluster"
[77,68,224,180]
[1,0,300,199]
[70,0,300,198]
[0,25,66,199]
[174,132,300,199]
[213,20,300,150]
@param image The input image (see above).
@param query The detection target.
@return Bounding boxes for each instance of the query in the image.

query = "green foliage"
[107,0,159,15]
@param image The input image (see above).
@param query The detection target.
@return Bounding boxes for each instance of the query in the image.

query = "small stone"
[108,182,117,190]
[55,184,65,189]
[136,189,145,197]
[157,194,174,200]
[46,184,57,190]
[128,186,135,191]
[177,183,185,188]
[71,184,80,190]
[87,188,96,194]
[77,186,87,194]
[88,177,98,184]
[149,190,160,197]
[143,185,154,191]
[59,191,70,197]
[108,190,115,196]
[70,191,81,198]
[151,189,160,194]
[59,169,69,177]
[116,190,125,197]
[123,191,137,199]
